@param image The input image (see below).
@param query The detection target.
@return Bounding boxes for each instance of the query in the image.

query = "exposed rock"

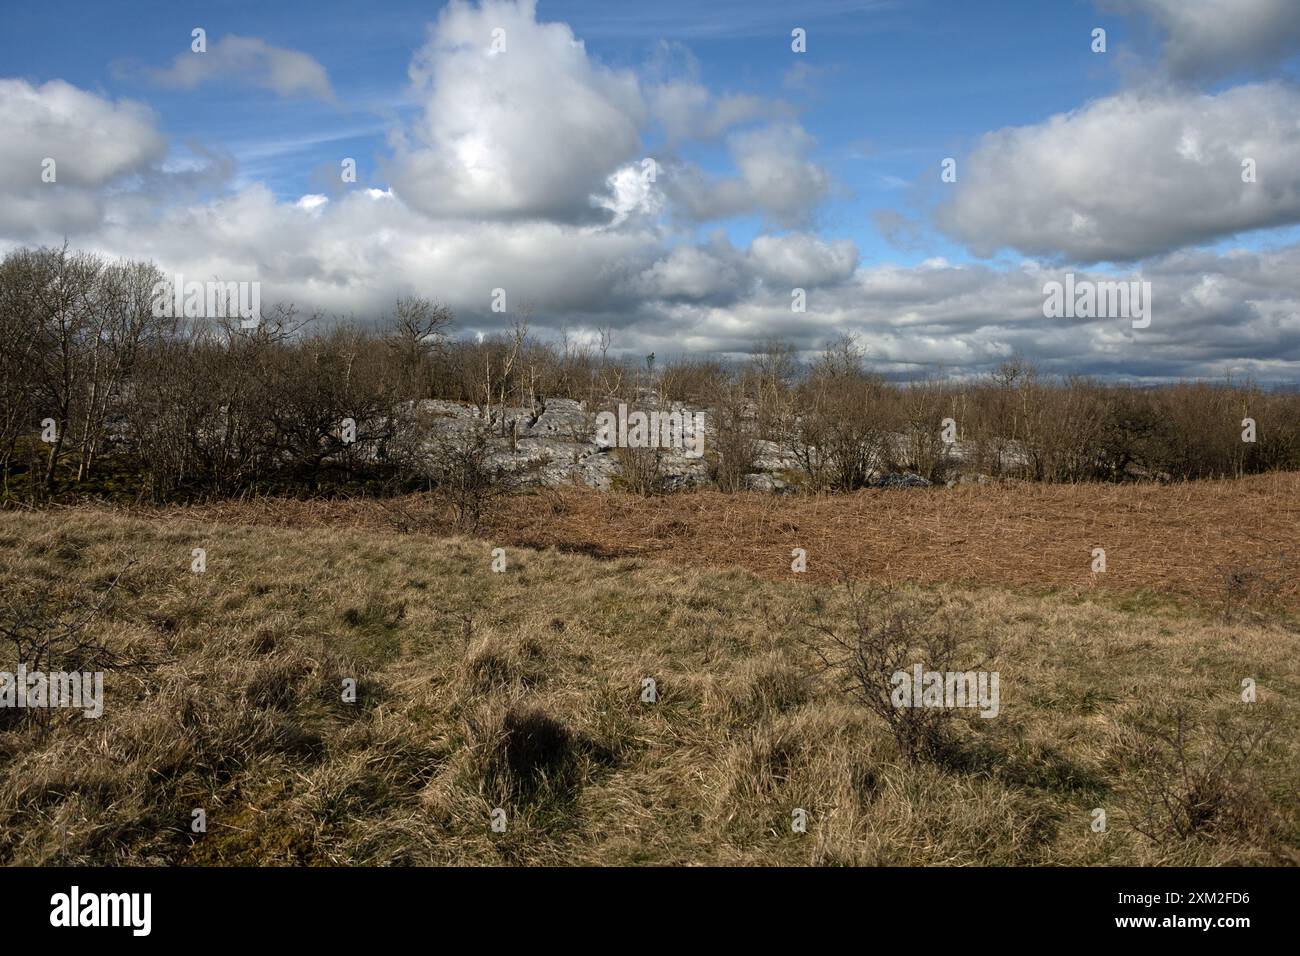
[868,472,932,489]
[395,398,985,493]
[751,439,801,474]
[946,472,995,487]
[524,398,589,439]
[744,472,797,493]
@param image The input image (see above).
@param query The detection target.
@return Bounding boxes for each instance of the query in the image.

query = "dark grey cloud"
[1107,0,1300,82]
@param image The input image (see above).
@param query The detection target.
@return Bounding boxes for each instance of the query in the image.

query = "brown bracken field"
[141,472,1300,612]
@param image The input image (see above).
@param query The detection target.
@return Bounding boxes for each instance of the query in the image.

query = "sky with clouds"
[2,0,1299,382]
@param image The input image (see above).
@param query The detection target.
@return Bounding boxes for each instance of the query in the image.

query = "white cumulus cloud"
[935,83,1300,262]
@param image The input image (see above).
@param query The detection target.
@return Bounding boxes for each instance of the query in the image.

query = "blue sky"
[2,0,1138,264]
[2,0,1299,380]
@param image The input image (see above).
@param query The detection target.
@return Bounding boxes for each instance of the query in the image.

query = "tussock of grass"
[0,507,1295,866]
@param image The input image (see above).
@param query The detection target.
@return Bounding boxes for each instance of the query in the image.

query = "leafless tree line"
[2,245,1297,503]
[656,332,1300,491]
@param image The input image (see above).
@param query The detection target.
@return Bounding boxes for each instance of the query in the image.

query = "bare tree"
[387,295,452,398]
[0,251,43,495]
[74,259,166,481]
[24,245,102,492]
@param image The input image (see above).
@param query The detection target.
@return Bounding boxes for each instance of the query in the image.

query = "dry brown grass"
[128,472,1300,612]
[0,503,1296,866]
